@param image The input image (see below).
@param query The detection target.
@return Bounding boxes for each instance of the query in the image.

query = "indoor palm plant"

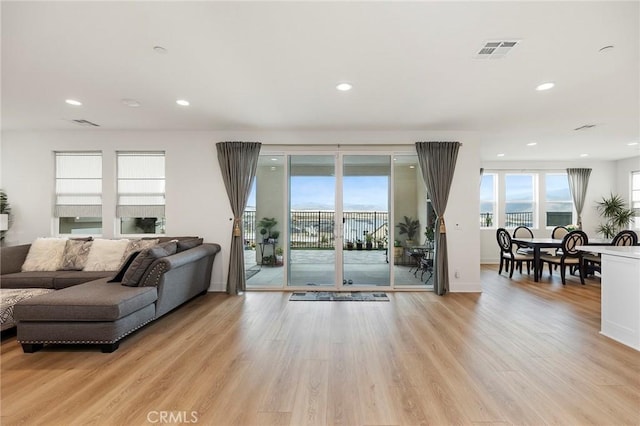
[595,193,634,238]
[397,215,420,245]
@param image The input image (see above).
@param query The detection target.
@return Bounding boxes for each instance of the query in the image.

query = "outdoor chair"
[539,230,587,284]
[496,228,533,278]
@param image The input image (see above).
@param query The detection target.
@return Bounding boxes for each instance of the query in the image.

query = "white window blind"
[54,152,102,217]
[116,151,165,218]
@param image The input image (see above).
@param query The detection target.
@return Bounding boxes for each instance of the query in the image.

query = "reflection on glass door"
[342,155,391,287]
[288,155,336,287]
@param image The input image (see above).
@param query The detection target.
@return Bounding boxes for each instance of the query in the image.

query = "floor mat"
[289,291,389,301]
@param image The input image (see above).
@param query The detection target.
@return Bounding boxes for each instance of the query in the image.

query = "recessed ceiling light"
[580,153,589,157]
[271,158,278,161]
[409,165,415,169]
[270,166,276,171]
[336,83,353,91]
[527,142,537,146]
[536,82,555,91]
[497,153,505,157]
[153,46,168,54]
[176,99,190,106]
[65,99,82,106]
[628,142,638,146]
[121,99,141,107]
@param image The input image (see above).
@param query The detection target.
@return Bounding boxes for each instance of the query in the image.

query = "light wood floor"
[2,265,639,425]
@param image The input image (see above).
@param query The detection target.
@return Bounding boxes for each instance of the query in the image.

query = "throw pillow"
[21,238,68,272]
[121,245,169,287]
[158,240,178,255]
[108,251,141,283]
[83,239,130,271]
[176,237,204,252]
[122,238,159,261]
[59,239,93,271]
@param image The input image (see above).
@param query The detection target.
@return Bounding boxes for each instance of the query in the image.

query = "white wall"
[1,129,481,292]
[479,160,619,263]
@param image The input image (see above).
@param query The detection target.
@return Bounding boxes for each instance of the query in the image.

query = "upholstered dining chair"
[513,226,535,255]
[583,229,638,275]
[539,230,587,284]
[497,228,534,278]
[550,225,570,258]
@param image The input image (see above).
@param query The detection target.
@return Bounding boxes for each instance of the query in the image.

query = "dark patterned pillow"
[176,238,203,252]
[59,239,93,271]
[121,246,170,287]
[108,251,141,283]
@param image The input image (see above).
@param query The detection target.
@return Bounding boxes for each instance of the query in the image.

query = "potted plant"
[346,240,354,250]
[595,193,634,238]
[257,217,278,242]
[365,232,373,250]
[356,239,363,250]
[270,230,280,243]
[0,189,10,242]
[424,225,435,246]
[275,246,284,265]
[397,215,420,246]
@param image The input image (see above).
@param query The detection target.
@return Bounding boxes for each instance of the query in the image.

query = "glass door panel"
[392,155,432,288]
[247,155,285,288]
[288,155,336,287]
[342,155,391,287]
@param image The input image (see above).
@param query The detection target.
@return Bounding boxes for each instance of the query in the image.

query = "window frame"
[54,151,103,237]
[504,172,537,229]
[544,172,574,229]
[116,151,166,237]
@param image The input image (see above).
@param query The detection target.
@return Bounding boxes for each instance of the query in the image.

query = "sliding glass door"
[342,155,391,287]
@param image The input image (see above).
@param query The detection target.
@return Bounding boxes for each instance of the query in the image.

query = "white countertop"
[578,245,640,260]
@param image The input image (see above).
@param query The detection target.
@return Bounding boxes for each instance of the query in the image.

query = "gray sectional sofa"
[1,238,220,352]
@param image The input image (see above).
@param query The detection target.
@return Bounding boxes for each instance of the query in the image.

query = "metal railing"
[480,212,534,228]
[243,210,388,249]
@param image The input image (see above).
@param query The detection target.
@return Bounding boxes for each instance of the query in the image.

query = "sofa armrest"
[139,243,221,287]
[1,244,31,275]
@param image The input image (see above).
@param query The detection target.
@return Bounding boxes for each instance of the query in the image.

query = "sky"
[248,176,390,211]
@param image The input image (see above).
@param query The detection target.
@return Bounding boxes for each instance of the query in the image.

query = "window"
[480,173,496,228]
[116,152,165,235]
[55,152,102,234]
[632,171,640,229]
[545,173,573,227]
[505,174,535,227]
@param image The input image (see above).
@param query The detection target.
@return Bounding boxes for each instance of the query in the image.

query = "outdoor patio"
[245,248,433,288]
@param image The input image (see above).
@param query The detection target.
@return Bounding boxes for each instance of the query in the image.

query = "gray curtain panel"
[216,141,261,295]
[415,141,461,296]
[566,168,592,229]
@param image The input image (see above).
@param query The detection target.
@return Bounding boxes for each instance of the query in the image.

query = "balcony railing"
[480,212,533,228]
[243,210,388,249]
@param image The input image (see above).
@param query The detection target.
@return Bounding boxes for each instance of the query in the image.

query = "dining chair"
[583,229,639,275]
[539,230,587,284]
[497,228,533,278]
[513,226,535,255]
[549,225,570,258]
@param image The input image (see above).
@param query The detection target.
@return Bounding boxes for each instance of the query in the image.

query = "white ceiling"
[2,1,639,161]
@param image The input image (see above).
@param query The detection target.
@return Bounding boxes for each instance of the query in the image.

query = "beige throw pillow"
[60,239,93,271]
[21,238,68,272]
[83,239,130,271]
[122,238,159,261]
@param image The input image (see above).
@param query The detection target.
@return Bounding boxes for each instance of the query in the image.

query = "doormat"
[289,291,389,302]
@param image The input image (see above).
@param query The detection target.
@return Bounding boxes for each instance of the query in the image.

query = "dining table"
[511,236,611,282]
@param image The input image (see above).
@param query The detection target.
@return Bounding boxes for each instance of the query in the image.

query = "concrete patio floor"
[245,248,433,288]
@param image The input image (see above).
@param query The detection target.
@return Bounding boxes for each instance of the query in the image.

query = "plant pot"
[346,243,354,251]
[356,242,363,250]
[365,242,373,250]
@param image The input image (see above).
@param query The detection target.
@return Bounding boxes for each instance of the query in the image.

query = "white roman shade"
[116,151,165,218]
[54,152,102,217]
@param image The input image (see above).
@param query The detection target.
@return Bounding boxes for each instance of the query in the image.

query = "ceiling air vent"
[574,124,596,131]
[70,119,100,127]
[475,40,520,59]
